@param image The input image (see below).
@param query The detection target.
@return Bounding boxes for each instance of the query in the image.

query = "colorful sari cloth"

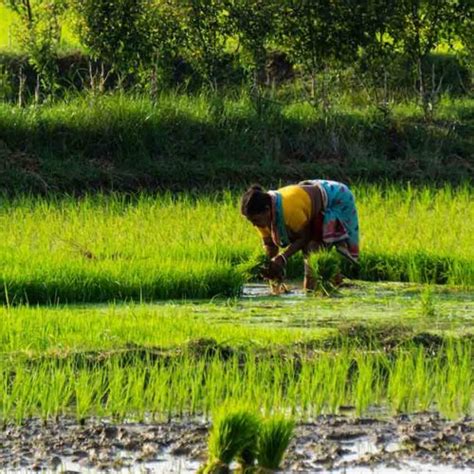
[306,179,360,263]
[268,190,290,247]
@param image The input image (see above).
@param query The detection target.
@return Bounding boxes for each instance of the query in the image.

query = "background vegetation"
[0,1,472,190]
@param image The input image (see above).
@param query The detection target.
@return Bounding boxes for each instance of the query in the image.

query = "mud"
[0,412,471,473]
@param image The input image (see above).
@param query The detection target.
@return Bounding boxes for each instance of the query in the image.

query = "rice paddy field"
[0,185,473,304]
[0,184,473,472]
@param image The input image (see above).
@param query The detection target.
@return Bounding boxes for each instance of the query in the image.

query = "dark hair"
[241,185,271,216]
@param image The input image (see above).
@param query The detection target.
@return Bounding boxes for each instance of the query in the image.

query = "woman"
[240,180,359,290]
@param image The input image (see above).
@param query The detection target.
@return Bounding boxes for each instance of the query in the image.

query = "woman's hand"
[262,254,287,281]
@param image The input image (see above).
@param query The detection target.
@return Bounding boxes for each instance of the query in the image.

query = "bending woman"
[240,180,360,290]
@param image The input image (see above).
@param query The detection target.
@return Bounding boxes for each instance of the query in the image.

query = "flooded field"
[1,413,472,472]
[0,281,472,472]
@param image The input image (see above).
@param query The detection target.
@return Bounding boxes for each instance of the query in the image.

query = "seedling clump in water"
[199,407,260,473]
[309,251,342,296]
[199,409,294,473]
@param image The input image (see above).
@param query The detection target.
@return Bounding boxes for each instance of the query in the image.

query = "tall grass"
[0,341,471,425]
[256,417,294,472]
[201,407,260,473]
[0,94,473,193]
[0,185,472,303]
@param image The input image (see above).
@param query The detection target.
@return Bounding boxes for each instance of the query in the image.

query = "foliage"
[174,0,234,89]
[70,0,156,78]
[387,0,472,118]
[4,0,67,99]
[226,0,278,82]
[275,0,369,107]
[145,1,187,90]
[455,2,474,91]
[1,0,473,98]
[256,417,294,471]
[308,251,341,296]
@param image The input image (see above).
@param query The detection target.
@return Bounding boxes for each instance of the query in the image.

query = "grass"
[0,93,473,193]
[256,417,294,471]
[0,186,472,303]
[0,338,471,424]
[0,286,471,424]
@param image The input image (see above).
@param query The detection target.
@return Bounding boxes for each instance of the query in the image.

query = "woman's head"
[241,185,272,227]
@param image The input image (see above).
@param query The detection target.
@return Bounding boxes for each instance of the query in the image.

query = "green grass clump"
[256,417,295,472]
[308,251,341,295]
[420,286,437,317]
[199,409,294,473]
[200,407,260,474]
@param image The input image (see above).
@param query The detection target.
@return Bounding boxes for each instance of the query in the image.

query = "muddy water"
[243,283,306,298]
[1,413,472,473]
[239,281,474,334]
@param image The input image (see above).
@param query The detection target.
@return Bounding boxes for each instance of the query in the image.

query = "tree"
[276,0,369,109]
[71,0,156,79]
[177,0,233,90]
[4,0,67,100]
[227,0,279,86]
[454,1,474,94]
[389,0,471,118]
[357,0,401,112]
[146,1,186,90]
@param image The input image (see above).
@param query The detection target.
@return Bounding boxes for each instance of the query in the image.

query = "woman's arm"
[268,226,311,277]
[281,225,311,260]
[257,226,279,258]
[282,232,310,260]
[263,236,279,258]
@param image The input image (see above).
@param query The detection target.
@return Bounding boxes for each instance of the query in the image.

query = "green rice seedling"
[0,291,472,425]
[235,414,261,473]
[420,286,437,317]
[308,251,341,296]
[0,337,471,424]
[199,407,261,474]
[74,369,105,424]
[36,363,73,422]
[256,416,295,472]
[437,340,473,418]
[236,251,268,282]
[237,252,289,295]
[353,354,376,416]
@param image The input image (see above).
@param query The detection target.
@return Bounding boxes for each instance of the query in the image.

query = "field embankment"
[0,94,473,194]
